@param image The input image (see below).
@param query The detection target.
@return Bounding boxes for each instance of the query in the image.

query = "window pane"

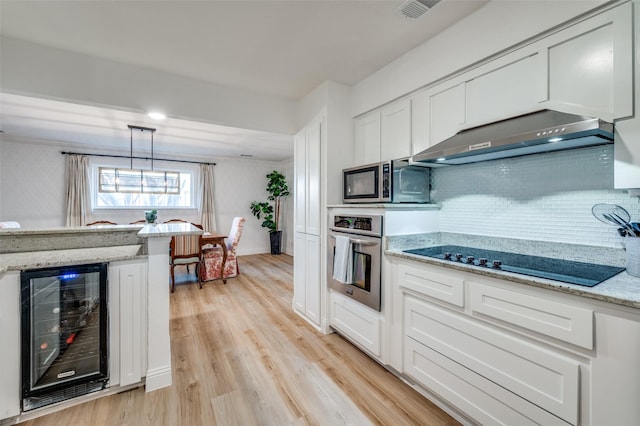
[95,167,192,208]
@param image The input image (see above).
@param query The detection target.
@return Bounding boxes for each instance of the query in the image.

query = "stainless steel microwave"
[343,159,430,204]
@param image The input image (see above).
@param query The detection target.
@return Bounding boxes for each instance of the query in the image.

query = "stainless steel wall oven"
[328,214,382,311]
[20,263,108,411]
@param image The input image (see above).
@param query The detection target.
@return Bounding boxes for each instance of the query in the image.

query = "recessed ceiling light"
[147,112,166,120]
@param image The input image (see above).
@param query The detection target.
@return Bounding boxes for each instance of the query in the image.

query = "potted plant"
[144,209,158,224]
[250,170,290,254]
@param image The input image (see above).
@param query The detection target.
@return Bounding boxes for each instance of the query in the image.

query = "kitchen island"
[0,223,202,423]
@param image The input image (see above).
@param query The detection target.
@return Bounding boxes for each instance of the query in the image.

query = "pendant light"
[128,125,156,170]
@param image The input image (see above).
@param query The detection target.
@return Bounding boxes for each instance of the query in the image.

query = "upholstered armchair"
[202,217,245,284]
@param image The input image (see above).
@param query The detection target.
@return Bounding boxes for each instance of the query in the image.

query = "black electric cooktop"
[403,245,625,287]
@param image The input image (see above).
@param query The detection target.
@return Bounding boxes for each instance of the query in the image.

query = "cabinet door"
[466,53,544,126]
[294,129,307,234]
[305,120,322,236]
[305,234,321,325]
[544,3,632,120]
[110,261,146,387]
[592,312,640,425]
[411,90,430,155]
[330,291,381,357]
[0,272,20,420]
[427,83,466,146]
[404,295,580,424]
[354,110,381,165]
[293,232,307,314]
[381,98,411,161]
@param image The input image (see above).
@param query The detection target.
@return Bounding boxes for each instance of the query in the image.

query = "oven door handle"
[329,235,378,246]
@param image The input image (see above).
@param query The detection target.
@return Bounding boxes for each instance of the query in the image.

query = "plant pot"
[269,231,282,255]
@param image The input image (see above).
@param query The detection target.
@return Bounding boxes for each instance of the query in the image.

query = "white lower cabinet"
[109,260,147,387]
[404,295,579,425]
[391,257,640,426]
[0,271,21,420]
[293,232,320,326]
[329,290,381,358]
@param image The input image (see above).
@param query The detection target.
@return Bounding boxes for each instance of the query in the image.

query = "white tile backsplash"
[430,145,640,248]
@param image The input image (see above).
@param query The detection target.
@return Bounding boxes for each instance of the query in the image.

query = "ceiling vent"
[396,0,440,20]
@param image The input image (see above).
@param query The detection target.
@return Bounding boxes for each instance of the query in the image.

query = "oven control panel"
[330,214,382,237]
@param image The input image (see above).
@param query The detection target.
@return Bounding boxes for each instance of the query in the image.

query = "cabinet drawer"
[470,282,593,349]
[330,291,381,357]
[404,337,570,426]
[404,295,579,425]
[398,263,464,307]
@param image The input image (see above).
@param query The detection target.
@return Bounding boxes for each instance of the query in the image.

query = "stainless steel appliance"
[328,214,382,311]
[412,109,614,165]
[21,263,108,411]
[404,245,625,286]
[342,158,430,204]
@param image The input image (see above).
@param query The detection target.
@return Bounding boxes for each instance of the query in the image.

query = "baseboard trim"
[145,366,172,392]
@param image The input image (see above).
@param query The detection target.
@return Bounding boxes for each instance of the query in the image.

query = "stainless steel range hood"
[412,109,614,165]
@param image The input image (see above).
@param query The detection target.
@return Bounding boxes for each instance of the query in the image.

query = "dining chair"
[202,217,245,284]
[168,222,204,292]
[86,220,117,226]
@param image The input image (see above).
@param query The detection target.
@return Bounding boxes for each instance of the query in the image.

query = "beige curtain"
[65,155,89,227]
[200,163,217,232]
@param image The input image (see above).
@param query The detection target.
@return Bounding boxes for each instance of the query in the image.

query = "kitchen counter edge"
[0,245,144,273]
[385,248,640,310]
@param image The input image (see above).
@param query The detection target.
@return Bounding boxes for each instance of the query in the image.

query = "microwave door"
[344,166,379,201]
[392,164,430,203]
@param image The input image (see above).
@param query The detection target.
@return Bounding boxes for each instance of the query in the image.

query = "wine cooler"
[20,263,109,411]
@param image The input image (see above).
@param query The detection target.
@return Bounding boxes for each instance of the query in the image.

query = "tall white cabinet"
[293,117,322,326]
[293,81,354,331]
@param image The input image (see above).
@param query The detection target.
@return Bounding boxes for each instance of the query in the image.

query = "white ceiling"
[0,0,489,160]
[0,93,295,161]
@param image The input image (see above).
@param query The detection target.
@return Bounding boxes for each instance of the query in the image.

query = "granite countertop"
[386,233,640,309]
[0,223,202,238]
[0,225,143,236]
[0,245,144,273]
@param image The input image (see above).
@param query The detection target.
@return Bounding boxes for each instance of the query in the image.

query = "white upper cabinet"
[465,52,545,127]
[305,120,322,236]
[354,110,381,165]
[294,118,322,236]
[411,90,430,155]
[294,129,307,234]
[426,83,466,147]
[542,3,632,121]
[381,98,411,161]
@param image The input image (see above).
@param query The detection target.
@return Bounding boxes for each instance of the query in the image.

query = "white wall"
[0,36,298,135]
[351,0,608,116]
[0,135,291,255]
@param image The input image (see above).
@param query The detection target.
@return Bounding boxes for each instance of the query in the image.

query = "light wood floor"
[19,254,459,426]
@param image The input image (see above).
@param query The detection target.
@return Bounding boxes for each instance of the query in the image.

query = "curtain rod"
[60,151,216,166]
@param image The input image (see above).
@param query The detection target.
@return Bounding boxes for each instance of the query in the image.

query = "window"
[98,168,180,194]
[93,165,194,209]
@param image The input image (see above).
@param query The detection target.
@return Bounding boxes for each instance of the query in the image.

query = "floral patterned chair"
[201,217,245,284]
